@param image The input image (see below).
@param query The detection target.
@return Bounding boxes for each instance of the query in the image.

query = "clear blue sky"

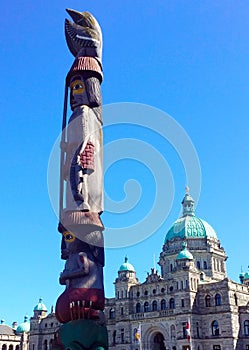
[1,1,249,325]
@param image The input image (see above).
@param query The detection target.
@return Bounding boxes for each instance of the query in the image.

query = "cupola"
[16,316,30,334]
[33,298,47,319]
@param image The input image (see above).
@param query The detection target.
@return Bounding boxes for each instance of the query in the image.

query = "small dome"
[34,298,47,312]
[177,242,193,260]
[16,316,30,334]
[119,257,135,272]
[244,272,249,280]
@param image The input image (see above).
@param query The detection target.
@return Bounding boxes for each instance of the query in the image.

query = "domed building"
[11,191,249,350]
[29,299,59,350]
[0,317,30,350]
[0,320,21,350]
[104,190,249,350]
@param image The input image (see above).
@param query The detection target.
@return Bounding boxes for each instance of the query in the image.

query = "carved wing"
[65,9,102,62]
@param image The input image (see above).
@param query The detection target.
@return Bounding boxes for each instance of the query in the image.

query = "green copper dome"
[16,316,30,334]
[34,298,47,312]
[165,215,217,242]
[177,242,193,260]
[165,191,217,242]
[244,272,249,279]
[119,257,135,272]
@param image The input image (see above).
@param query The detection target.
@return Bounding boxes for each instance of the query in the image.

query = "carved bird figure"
[65,9,102,64]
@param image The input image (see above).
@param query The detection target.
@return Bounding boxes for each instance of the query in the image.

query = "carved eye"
[73,83,83,90]
[63,231,76,243]
[70,79,85,94]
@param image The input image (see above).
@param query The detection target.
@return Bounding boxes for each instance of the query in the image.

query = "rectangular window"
[181,299,185,307]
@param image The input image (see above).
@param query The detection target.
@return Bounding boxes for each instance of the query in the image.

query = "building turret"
[159,189,227,282]
[33,298,47,319]
[181,188,195,217]
[114,257,139,299]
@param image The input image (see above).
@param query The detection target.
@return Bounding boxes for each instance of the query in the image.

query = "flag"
[135,324,141,342]
[186,320,191,342]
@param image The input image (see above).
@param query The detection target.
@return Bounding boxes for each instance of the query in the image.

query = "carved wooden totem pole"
[53,9,108,350]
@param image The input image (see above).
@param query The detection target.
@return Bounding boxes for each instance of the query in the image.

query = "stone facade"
[0,324,21,350]
[5,193,249,350]
[0,322,28,350]
[103,193,249,350]
[29,312,59,350]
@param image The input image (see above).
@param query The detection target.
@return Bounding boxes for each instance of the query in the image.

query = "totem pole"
[53,9,108,350]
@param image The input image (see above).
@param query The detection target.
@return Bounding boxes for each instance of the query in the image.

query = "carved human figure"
[56,230,104,323]
[64,71,103,213]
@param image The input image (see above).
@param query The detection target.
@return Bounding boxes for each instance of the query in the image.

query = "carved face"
[69,75,89,110]
[62,231,86,254]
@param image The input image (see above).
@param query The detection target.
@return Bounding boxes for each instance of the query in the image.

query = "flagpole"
[186,317,192,350]
[189,317,193,350]
[139,323,142,350]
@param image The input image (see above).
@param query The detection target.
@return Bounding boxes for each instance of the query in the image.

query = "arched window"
[144,301,149,312]
[9,346,13,350]
[44,340,48,350]
[215,293,222,306]
[112,330,116,345]
[196,322,200,338]
[161,299,166,310]
[121,328,124,343]
[2,345,7,350]
[211,320,220,336]
[170,325,176,340]
[15,346,20,350]
[49,340,53,350]
[205,295,211,307]
[234,293,238,306]
[169,298,175,309]
[204,261,207,269]
[134,328,138,342]
[152,300,157,311]
[136,303,141,313]
[109,308,115,319]
[197,261,201,269]
[244,320,249,336]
